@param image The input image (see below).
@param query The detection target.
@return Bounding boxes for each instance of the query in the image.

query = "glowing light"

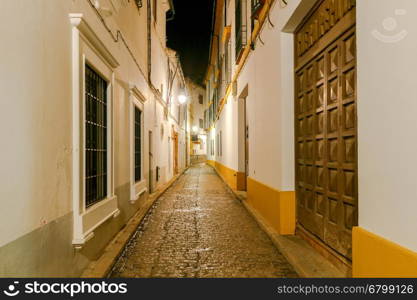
[178,94,188,104]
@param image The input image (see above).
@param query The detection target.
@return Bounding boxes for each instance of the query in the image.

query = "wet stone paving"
[111,164,298,278]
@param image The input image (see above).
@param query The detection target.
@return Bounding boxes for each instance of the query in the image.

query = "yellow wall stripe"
[353,227,417,278]
[206,160,239,190]
[247,177,295,235]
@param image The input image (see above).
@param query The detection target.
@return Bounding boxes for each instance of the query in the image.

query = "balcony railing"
[235,26,247,59]
[251,0,265,19]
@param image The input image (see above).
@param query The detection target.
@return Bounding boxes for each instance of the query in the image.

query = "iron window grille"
[209,105,213,125]
[85,65,108,208]
[235,0,247,59]
[134,107,142,182]
[204,109,209,129]
[218,56,224,91]
[213,92,216,114]
[225,40,232,85]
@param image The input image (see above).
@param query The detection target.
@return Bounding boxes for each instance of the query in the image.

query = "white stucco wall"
[211,0,301,191]
[0,0,74,247]
[0,0,189,274]
[357,0,417,252]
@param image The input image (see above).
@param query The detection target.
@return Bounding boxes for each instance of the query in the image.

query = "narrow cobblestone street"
[111,164,298,278]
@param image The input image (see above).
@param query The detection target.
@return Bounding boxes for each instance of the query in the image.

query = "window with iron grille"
[218,56,224,91]
[85,65,108,208]
[199,118,204,129]
[207,81,211,103]
[205,109,209,129]
[235,0,247,59]
[213,88,218,113]
[191,134,199,142]
[224,40,232,85]
[134,107,142,182]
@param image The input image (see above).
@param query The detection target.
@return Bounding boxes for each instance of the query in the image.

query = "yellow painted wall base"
[247,177,295,235]
[206,160,242,191]
[236,172,246,191]
[353,227,417,278]
[206,160,215,168]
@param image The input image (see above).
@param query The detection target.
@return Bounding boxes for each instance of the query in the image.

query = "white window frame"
[70,14,120,248]
[129,85,147,203]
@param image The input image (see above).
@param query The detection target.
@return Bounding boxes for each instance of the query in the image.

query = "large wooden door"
[294,0,357,259]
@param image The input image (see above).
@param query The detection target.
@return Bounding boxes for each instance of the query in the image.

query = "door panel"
[294,0,357,259]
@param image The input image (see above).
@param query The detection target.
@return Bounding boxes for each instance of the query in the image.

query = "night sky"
[167,0,215,85]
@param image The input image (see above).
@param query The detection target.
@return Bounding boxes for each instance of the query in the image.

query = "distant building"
[186,78,207,163]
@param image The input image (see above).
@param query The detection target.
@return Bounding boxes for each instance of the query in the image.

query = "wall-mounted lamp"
[178,94,188,104]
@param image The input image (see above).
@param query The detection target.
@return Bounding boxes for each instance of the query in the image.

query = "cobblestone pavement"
[111,164,298,278]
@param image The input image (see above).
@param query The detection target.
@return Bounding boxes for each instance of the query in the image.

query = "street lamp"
[178,94,188,104]
[192,126,198,133]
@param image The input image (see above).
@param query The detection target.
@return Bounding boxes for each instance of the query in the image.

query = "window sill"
[131,180,147,203]
[72,195,119,249]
